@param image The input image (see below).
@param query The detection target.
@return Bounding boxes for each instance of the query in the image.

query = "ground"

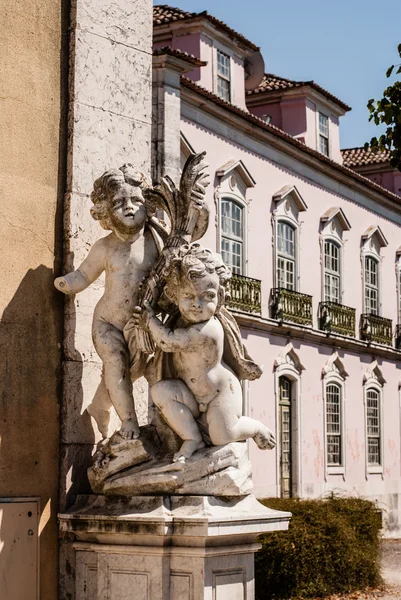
[312,539,401,600]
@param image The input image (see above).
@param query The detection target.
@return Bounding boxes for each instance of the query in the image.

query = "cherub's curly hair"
[164,243,232,309]
[90,164,152,230]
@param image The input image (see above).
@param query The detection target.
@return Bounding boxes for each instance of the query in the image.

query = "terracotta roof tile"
[153,46,207,67]
[247,73,351,112]
[341,146,392,168]
[153,5,259,51]
[180,77,401,205]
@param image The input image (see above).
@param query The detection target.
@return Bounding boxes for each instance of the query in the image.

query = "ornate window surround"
[361,226,388,315]
[273,342,305,498]
[272,185,307,291]
[322,351,348,478]
[215,159,255,275]
[396,247,401,325]
[319,207,351,303]
[363,360,385,477]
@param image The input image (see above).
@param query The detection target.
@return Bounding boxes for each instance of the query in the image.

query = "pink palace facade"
[151,5,401,534]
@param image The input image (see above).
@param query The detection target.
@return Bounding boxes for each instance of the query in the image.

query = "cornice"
[231,310,401,362]
[180,81,401,220]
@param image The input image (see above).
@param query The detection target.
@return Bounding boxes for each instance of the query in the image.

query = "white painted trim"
[274,351,304,498]
[213,43,233,103]
[363,378,385,478]
[180,101,401,225]
[219,192,248,276]
[361,236,382,315]
[274,216,300,291]
[320,235,343,303]
[322,371,346,480]
[396,256,401,325]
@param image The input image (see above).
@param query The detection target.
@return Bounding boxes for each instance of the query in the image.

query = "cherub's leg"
[207,395,276,449]
[93,320,139,439]
[87,374,112,438]
[151,380,205,461]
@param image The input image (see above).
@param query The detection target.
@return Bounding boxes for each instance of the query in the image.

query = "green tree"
[366,44,401,172]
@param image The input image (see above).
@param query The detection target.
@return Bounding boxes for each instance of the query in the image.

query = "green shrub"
[255,495,382,599]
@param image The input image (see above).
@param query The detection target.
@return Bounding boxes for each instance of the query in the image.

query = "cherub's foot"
[173,439,205,463]
[119,417,140,440]
[254,426,276,450]
[87,404,110,439]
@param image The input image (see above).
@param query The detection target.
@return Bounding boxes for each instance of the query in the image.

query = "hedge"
[255,495,382,599]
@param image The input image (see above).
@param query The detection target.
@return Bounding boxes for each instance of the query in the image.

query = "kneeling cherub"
[134,243,276,462]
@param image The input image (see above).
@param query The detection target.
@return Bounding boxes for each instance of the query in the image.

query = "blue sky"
[154,0,400,149]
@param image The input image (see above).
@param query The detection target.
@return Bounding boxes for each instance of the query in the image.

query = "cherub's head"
[164,243,231,323]
[91,165,153,237]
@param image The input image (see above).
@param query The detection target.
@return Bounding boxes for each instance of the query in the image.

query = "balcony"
[228,274,261,314]
[395,324,401,350]
[271,288,313,326]
[360,313,393,346]
[318,301,356,337]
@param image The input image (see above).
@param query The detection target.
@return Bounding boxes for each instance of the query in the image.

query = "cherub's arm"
[54,238,106,295]
[132,302,201,352]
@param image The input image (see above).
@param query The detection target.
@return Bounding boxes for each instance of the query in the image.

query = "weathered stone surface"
[88,428,253,497]
[74,30,152,123]
[69,103,151,195]
[77,0,153,53]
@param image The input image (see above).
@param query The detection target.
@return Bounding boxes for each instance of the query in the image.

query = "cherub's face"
[177,272,220,324]
[108,183,147,235]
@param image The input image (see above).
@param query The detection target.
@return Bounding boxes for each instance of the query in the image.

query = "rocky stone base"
[88,426,253,496]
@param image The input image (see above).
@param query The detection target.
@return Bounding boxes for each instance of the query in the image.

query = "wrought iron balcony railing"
[318,301,356,337]
[360,313,393,346]
[228,274,261,314]
[395,324,401,350]
[271,288,313,326]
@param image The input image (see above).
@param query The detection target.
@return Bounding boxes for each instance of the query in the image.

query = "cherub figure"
[55,165,165,439]
[134,243,276,462]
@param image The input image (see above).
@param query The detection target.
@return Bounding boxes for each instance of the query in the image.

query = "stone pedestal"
[59,494,291,600]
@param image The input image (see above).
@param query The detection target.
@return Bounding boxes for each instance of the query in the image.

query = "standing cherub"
[133,243,276,462]
[55,165,163,439]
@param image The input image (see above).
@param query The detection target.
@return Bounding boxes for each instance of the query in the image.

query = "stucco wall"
[180,111,401,534]
[0,1,66,599]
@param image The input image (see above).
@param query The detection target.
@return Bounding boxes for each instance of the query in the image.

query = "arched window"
[364,256,379,314]
[326,382,342,466]
[324,240,341,303]
[221,198,244,274]
[277,220,296,290]
[366,387,381,466]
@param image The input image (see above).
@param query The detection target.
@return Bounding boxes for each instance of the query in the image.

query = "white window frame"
[323,238,342,303]
[272,186,307,292]
[220,195,247,275]
[274,217,299,291]
[276,219,297,290]
[364,382,384,475]
[318,112,330,157]
[319,208,350,305]
[364,254,380,315]
[274,343,305,498]
[396,253,401,325]
[215,48,231,102]
[322,352,347,477]
[363,361,385,476]
[361,227,387,317]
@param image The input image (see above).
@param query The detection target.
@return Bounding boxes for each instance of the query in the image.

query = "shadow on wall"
[58,260,97,512]
[0,264,63,596]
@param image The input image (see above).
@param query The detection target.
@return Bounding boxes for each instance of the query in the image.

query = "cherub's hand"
[131,301,156,332]
[54,276,72,295]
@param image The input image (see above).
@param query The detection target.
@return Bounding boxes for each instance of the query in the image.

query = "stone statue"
[54,165,165,439]
[56,152,275,496]
[132,243,275,463]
